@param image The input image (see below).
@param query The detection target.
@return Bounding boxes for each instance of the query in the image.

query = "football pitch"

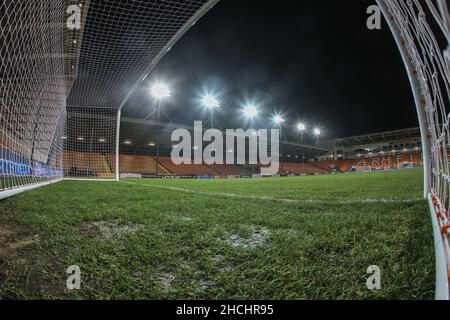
[0,169,435,299]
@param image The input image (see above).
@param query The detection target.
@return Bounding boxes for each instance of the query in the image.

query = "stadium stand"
[206,164,251,176]
[280,162,330,175]
[120,155,171,175]
[314,160,357,173]
[353,152,423,169]
[314,152,424,172]
[156,157,219,176]
[64,152,113,178]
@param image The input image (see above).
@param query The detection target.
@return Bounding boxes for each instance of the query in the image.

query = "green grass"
[0,169,435,299]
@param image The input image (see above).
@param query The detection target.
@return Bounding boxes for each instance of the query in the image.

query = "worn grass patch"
[0,169,435,299]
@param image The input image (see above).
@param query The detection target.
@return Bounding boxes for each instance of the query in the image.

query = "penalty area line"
[119,181,423,205]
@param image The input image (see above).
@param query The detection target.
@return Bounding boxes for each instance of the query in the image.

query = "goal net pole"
[115,109,121,182]
[377,0,450,300]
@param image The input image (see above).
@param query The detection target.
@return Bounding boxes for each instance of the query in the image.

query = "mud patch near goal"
[0,224,39,265]
[155,272,176,293]
[80,221,141,240]
[220,226,271,249]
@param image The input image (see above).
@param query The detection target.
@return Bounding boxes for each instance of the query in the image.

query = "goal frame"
[377,0,450,299]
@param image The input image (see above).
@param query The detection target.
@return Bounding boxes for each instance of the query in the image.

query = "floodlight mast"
[243,105,258,174]
[202,95,220,159]
[297,123,306,164]
[313,127,321,145]
[297,122,306,144]
[151,82,170,176]
[243,105,257,128]
[273,115,285,174]
[202,95,220,129]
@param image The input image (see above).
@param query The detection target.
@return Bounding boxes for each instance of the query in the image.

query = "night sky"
[122,0,417,141]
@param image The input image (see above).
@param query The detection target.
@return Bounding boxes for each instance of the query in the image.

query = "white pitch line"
[119,180,423,205]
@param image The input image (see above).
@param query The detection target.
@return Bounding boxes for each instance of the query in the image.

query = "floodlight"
[243,105,257,118]
[151,82,170,99]
[313,128,321,136]
[297,123,306,131]
[202,95,220,109]
[273,115,285,125]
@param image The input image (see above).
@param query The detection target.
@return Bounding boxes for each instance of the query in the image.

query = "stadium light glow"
[124,140,131,145]
[202,95,220,109]
[148,142,155,146]
[313,128,321,136]
[151,82,171,99]
[273,115,285,125]
[297,123,306,131]
[99,138,106,143]
[243,105,258,118]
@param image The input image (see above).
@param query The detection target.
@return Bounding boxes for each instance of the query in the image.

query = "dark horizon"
[122,0,417,141]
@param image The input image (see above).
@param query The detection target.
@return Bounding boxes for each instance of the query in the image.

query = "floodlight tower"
[297,122,306,144]
[313,127,321,145]
[151,82,170,176]
[273,115,285,174]
[202,95,220,129]
[243,105,258,128]
[297,122,306,165]
[243,105,258,174]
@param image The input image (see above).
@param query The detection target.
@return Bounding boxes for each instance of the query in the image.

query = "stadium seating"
[314,160,357,172]
[206,164,251,176]
[64,151,114,178]
[354,152,423,169]
[280,162,330,175]
[315,152,424,173]
[120,155,171,175]
[156,157,219,176]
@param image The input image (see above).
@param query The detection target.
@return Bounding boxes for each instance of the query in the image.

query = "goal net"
[0,1,68,195]
[64,106,118,180]
[397,161,414,169]
[377,0,450,299]
[355,166,372,173]
[0,0,217,196]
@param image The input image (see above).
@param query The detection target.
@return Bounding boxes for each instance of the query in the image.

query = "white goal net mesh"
[378,0,450,298]
[0,1,68,192]
[64,106,117,180]
[1,0,216,191]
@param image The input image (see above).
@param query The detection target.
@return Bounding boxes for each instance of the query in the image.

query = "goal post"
[377,0,450,300]
[355,166,372,173]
